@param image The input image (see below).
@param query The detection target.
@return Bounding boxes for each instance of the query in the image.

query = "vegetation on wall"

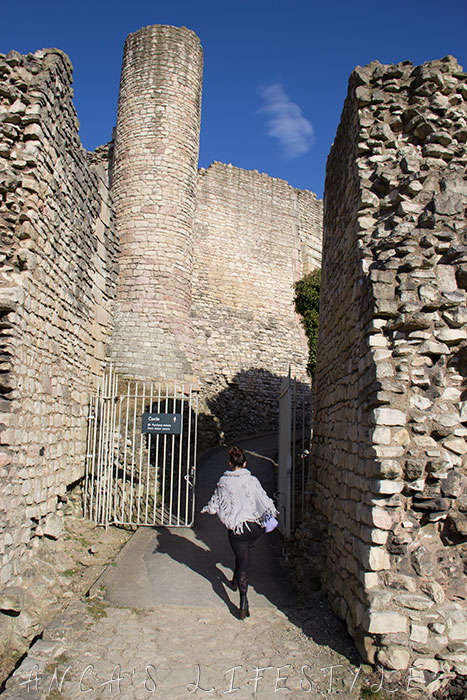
[293,269,321,376]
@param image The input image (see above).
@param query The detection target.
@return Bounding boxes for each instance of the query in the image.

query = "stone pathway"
[3,600,372,700]
[3,597,367,700]
[1,438,398,699]
[0,502,131,686]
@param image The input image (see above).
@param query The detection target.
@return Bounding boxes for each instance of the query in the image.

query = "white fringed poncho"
[201,468,278,534]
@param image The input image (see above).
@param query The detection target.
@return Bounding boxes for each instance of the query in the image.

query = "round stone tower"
[110,25,203,379]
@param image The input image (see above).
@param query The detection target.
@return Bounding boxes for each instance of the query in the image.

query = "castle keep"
[108,25,321,443]
[0,23,466,680]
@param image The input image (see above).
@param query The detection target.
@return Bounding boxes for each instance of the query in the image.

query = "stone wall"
[107,25,322,441]
[311,56,467,675]
[0,48,117,587]
[110,25,203,381]
[193,162,321,443]
[0,26,324,592]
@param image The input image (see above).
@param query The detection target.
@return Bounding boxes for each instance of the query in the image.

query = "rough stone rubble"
[310,55,467,677]
[0,23,465,687]
[0,27,321,674]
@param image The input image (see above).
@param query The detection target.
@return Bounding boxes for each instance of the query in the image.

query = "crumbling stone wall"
[311,56,467,675]
[0,48,117,587]
[193,162,321,442]
[0,25,324,594]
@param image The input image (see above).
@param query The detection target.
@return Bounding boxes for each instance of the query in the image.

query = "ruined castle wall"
[193,162,322,443]
[110,25,203,380]
[311,56,467,674]
[297,189,323,273]
[0,49,117,586]
[108,25,323,442]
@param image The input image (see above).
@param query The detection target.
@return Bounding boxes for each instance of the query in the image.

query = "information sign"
[142,413,182,435]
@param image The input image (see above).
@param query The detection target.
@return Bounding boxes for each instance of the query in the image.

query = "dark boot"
[239,593,250,620]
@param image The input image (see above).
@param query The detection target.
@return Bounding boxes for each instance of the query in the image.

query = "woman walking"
[201,445,278,619]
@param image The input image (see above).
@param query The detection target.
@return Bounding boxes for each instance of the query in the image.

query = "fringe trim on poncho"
[201,468,279,534]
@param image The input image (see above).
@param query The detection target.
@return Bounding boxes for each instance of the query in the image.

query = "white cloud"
[259,83,314,158]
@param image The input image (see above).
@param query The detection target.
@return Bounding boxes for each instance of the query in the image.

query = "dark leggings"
[228,522,263,595]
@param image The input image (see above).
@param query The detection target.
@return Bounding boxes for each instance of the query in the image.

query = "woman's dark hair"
[228,445,245,469]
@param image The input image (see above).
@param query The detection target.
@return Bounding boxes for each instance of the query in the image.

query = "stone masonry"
[310,56,467,676]
[110,25,203,380]
[193,162,321,443]
[0,48,118,588]
[0,25,321,645]
[109,25,322,443]
[3,21,466,683]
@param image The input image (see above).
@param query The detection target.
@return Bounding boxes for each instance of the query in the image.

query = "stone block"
[361,526,389,545]
[364,610,408,634]
[377,646,411,670]
[42,513,64,540]
[372,408,406,426]
[443,437,466,455]
[374,479,404,494]
[361,572,379,589]
[372,426,391,444]
[433,193,464,215]
[410,624,428,644]
[419,340,450,356]
[395,593,434,611]
[374,445,404,458]
[370,507,394,530]
[413,658,439,673]
[439,604,467,641]
[0,585,24,613]
[411,545,437,577]
[435,328,467,344]
[0,563,12,585]
[393,428,410,445]
[356,542,391,571]
[367,589,392,608]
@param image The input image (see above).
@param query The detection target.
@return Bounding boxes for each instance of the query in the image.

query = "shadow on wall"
[305,245,467,665]
[197,367,312,450]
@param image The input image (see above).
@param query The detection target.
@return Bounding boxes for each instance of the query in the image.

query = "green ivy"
[293,269,321,377]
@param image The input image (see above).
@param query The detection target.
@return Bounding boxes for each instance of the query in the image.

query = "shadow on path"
[98,434,359,665]
[152,527,238,617]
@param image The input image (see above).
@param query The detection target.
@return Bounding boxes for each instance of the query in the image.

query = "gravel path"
[4,596,365,700]
[2,438,422,699]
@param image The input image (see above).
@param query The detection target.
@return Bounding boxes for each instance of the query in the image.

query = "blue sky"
[2,1,467,198]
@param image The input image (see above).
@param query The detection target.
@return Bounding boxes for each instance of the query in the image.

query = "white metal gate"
[84,366,198,528]
[277,369,312,538]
